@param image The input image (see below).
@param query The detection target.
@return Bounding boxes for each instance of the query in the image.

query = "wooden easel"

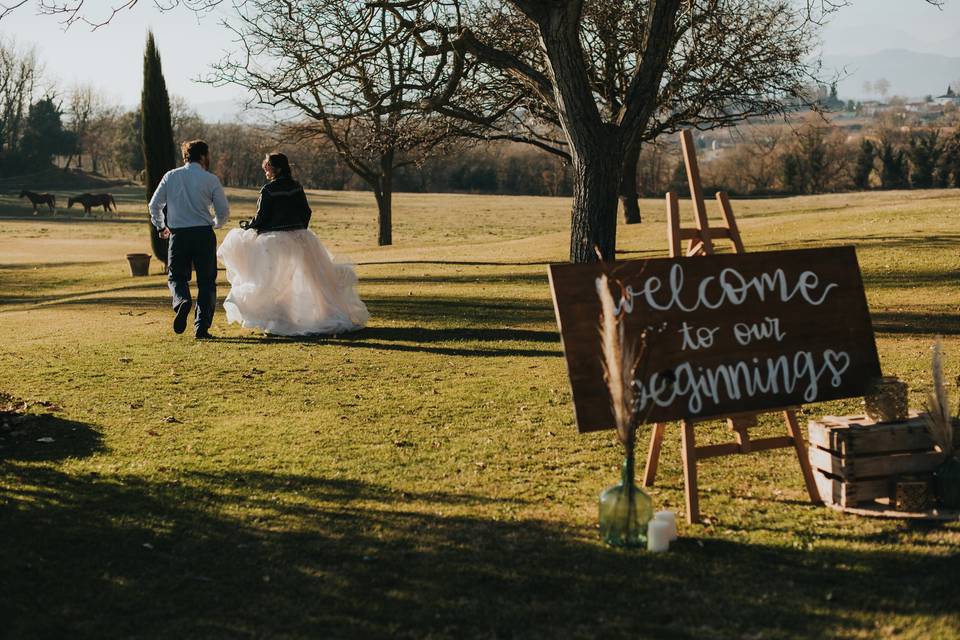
[642,130,821,524]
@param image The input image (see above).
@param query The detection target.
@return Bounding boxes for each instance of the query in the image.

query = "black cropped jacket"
[242,177,312,233]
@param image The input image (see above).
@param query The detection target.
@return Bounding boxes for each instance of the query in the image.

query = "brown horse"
[19,190,56,214]
[68,193,116,216]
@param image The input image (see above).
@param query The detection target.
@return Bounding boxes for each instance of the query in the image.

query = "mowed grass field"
[1,184,959,639]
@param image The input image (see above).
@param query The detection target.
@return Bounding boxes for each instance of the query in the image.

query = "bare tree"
[205,122,275,187]
[211,0,471,246]
[0,0,222,28]
[717,125,789,194]
[362,0,852,260]
[875,77,891,102]
[0,37,40,155]
[82,104,121,174]
[169,94,205,142]
[66,83,106,168]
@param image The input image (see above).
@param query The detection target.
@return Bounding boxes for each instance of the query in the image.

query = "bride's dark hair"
[264,152,292,179]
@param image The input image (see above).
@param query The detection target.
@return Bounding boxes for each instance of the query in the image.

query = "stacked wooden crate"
[807,414,943,508]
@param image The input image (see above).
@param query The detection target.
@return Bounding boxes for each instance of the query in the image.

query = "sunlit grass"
[1,187,959,638]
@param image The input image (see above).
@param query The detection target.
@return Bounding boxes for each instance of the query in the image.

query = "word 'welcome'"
[613,264,837,315]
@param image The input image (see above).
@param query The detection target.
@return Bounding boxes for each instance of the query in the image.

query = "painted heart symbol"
[823,350,851,386]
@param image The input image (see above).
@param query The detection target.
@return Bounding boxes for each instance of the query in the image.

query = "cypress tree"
[141,32,177,265]
[907,130,941,189]
[853,139,875,190]
[879,139,909,190]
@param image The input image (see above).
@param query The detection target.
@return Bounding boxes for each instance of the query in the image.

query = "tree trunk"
[374,188,392,246]
[537,7,625,263]
[619,140,642,224]
[375,152,394,246]
[569,146,622,263]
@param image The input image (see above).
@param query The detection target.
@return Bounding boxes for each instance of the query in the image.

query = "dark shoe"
[173,301,191,334]
[195,329,215,340]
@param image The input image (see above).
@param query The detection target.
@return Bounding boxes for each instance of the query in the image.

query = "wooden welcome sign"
[549,246,882,433]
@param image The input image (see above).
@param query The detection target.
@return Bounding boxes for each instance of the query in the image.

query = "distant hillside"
[821,48,960,101]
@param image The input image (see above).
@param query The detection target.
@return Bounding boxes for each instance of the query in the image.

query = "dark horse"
[19,190,56,214]
[68,193,116,216]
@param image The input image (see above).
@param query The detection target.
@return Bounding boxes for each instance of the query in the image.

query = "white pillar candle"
[654,510,678,541]
[647,519,670,552]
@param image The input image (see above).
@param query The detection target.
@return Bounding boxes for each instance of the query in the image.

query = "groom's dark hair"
[182,139,209,163]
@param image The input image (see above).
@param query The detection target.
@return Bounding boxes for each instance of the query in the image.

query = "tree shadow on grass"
[212,293,561,358]
[862,268,960,290]
[0,261,115,271]
[784,233,960,253]
[215,326,562,358]
[0,289,164,309]
[0,414,103,462]
[357,260,551,267]
[2,466,957,639]
[365,295,555,327]
[722,515,953,548]
[361,272,549,286]
[872,311,960,336]
[0,213,145,224]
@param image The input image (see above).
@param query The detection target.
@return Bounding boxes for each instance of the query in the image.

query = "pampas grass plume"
[596,274,640,449]
[925,337,955,456]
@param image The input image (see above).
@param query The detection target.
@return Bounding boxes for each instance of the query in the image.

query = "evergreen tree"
[141,32,177,264]
[781,153,804,194]
[667,160,689,196]
[936,131,960,188]
[907,130,941,188]
[20,97,75,170]
[800,129,828,193]
[853,138,875,190]
[879,139,909,190]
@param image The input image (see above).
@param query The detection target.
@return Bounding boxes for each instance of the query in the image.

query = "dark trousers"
[167,226,217,332]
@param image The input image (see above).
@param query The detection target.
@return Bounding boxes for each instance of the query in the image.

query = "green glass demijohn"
[935,455,960,510]
[599,452,653,547]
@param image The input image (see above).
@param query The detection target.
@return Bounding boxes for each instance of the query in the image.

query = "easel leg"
[666,192,681,258]
[784,410,822,504]
[642,422,667,487]
[681,419,701,524]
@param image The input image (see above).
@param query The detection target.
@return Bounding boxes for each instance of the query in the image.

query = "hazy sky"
[820,0,960,56]
[1,0,958,119]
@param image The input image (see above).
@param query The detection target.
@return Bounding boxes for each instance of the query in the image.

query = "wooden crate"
[808,414,943,508]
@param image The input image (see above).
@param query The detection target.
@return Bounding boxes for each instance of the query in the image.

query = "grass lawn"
[1,186,959,639]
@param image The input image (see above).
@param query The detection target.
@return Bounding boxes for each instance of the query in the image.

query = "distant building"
[858,101,887,116]
[905,101,945,116]
[935,86,960,106]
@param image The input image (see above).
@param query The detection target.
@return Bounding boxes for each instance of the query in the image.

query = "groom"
[149,140,230,339]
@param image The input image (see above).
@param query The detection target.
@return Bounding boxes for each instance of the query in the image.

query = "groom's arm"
[148,175,168,230]
[210,176,230,228]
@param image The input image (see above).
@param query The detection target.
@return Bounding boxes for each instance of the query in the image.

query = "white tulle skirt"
[217,228,369,336]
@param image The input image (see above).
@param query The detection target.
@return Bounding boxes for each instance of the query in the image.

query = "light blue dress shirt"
[149,162,231,230]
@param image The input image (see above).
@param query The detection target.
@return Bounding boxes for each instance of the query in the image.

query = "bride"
[217,152,369,336]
